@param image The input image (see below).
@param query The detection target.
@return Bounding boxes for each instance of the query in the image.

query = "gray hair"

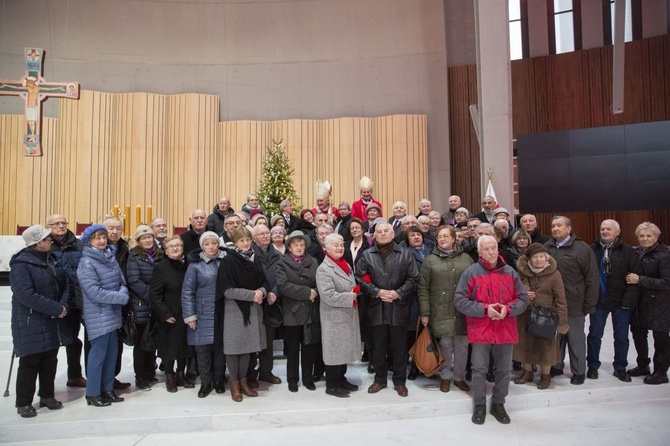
[635,221,661,237]
[279,199,292,211]
[338,201,351,210]
[477,234,498,253]
[323,233,344,248]
[317,223,334,234]
[477,223,494,235]
[552,215,572,227]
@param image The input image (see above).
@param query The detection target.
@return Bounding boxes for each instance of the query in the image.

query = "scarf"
[235,247,255,262]
[200,249,224,263]
[529,261,550,275]
[143,245,158,263]
[436,245,455,256]
[167,255,186,267]
[376,240,394,266]
[599,239,616,276]
[327,253,350,275]
[289,253,305,263]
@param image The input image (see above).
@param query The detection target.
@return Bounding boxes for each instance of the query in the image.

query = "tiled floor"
[0,285,669,445]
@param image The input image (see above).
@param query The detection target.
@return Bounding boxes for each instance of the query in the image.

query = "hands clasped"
[487,303,508,320]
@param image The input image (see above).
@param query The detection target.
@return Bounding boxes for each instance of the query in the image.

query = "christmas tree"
[257,139,301,218]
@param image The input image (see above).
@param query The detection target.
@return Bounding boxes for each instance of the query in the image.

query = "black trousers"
[631,326,670,374]
[372,324,407,386]
[283,325,316,386]
[133,323,156,382]
[64,308,84,379]
[247,326,276,378]
[15,349,58,407]
[325,364,348,389]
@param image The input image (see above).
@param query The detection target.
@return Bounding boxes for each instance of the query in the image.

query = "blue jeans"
[586,302,631,371]
[86,331,118,397]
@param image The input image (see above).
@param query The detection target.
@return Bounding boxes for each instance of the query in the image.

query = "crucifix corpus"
[0,47,80,157]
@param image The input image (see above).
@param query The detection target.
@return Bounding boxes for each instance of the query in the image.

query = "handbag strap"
[415,316,422,342]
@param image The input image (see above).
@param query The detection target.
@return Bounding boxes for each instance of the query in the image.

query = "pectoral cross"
[0,47,80,157]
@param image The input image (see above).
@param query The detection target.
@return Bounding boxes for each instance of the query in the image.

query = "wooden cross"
[0,47,79,157]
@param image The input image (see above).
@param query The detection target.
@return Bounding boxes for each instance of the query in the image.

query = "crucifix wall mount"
[0,47,80,157]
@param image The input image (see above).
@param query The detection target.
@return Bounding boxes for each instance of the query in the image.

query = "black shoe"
[86,396,111,407]
[407,365,419,381]
[586,367,599,379]
[66,376,87,388]
[303,381,316,391]
[149,376,159,384]
[472,404,486,425]
[341,379,359,392]
[613,369,632,382]
[643,372,669,385]
[136,380,152,391]
[312,373,324,383]
[16,405,37,418]
[198,384,213,398]
[512,361,522,371]
[367,363,374,374]
[288,383,299,393]
[570,374,585,385]
[326,387,350,398]
[628,365,651,377]
[39,397,63,410]
[102,391,124,403]
[215,381,226,394]
[550,368,564,377]
[490,403,511,424]
[486,371,495,383]
[114,379,131,390]
[465,370,472,381]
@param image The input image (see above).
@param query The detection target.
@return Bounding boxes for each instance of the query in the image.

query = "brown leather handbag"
[408,318,445,377]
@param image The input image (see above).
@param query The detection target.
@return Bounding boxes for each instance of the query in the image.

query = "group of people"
[9,179,669,427]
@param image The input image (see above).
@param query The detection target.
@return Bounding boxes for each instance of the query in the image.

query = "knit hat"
[525,242,548,260]
[199,231,220,249]
[249,208,264,220]
[81,224,108,245]
[286,230,311,248]
[22,224,52,247]
[134,225,154,241]
[270,214,284,227]
[493,207,510,218]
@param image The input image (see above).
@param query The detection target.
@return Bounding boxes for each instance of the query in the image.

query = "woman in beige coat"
[514,243,569,389]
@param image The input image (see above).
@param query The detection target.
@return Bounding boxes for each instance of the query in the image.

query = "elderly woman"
[276,230,320,392]
[317,233,361,398]
[270,214,287,230]
[249,209,268,228]
[270,226,287,255]
[217,227,268,402]
[148,235,193,392]
[428,211,443,230]
[627,222,670,385]
[77,225,129,407]
[10,225,73,417]
[182,231,226,398]
[299,209,317,240]
[514,243,568,389]
[127,225,164,390]
[508,230,531,271]
[452,207,470,228]
[241,193,264,220]
[418,225,473,392]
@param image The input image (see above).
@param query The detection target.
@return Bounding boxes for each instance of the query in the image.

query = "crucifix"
[0,47,80,157]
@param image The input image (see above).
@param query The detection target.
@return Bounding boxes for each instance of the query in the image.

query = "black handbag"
[119,309,137,346]
[140,316,159,352]
[525,304,558,340]
[263,299,284,328]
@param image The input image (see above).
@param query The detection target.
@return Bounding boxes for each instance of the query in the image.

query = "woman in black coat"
[10,225,72,418]
[627,222,670,385]
[149,235,193,392]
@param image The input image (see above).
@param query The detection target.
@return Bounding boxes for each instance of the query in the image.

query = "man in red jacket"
[455,235,529,425]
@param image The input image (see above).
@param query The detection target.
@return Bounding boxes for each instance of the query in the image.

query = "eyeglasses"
[436,235,453,240]
[255,232,271,237]
[48,222,68,227]
[165,244,183,251]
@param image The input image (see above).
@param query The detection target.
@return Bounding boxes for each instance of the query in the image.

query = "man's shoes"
[628,365,651,377]
[246,377,260,389]
[326,387,350,398]
[197,384,213,398]
[613,369,632,382]
[136,380,152,391]
[643,372,669,385]
[101,391,124,403]
[313,372,324,383]
[586,367,599,379]
[215,381,226,394]
[486,371,495,383]
[550,368,564,377]
[16,405,37,418]
[367,382,387,393]
[303,381,316,391]
[454,380,470,392]
[66,376,87,388]
[439,379,451,393]
[570,374,585,385]
[471,404,486,425]
[490,403,511,424]
[341,379,359,391]
[259,373,282,384]
[407,364,419,381]
[38,397,63,410]
[288,383,299,393]
[86,396,111,407]
[114,379,131,390]
[149,376,159,385]
[394,384,408,397]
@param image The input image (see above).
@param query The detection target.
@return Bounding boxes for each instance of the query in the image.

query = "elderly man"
[150,218,169,249]
[455,235,529,425]
[473,196,497,224]
[520,214,550,244]
[465,222,493,263]
[393,214,418,244]
[494,219,513,249]
[545,216,599,384]
[180,209,208,254]
[586,219,639,382]
[441,195,462,224]
[351,176,382,221]
[220,214,243,247]
[308,223,334,264]
[246,225,283,387]
[415,198,432,219]
[356,222,419,397]
[206,196,235,235]
[335,201,353,242]
[47,214,86,388]
[279,199,300,233]
[388,201,407,234]
[417,215,436,244]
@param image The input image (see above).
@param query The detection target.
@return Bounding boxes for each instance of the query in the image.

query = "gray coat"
[317,256,361,365]
[276,254,319,327]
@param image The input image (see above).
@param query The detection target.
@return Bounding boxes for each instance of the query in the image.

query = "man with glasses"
[47,214,86,388]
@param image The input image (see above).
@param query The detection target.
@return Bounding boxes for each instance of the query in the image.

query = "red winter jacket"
[454,256,529,345]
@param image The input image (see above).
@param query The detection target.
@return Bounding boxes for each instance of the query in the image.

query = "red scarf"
[327,253,350,275]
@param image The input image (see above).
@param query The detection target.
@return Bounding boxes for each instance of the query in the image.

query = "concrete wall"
[0,0,453,211]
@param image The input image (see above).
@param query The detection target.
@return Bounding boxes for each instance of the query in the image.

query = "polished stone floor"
[1,286,669,445]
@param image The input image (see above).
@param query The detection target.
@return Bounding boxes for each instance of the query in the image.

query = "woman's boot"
[176,371,195,389]
[230,380,243,402]
[166,373,178,393]
[537,374,552,390]
[240,377,258,397]
[514,370,534,385]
